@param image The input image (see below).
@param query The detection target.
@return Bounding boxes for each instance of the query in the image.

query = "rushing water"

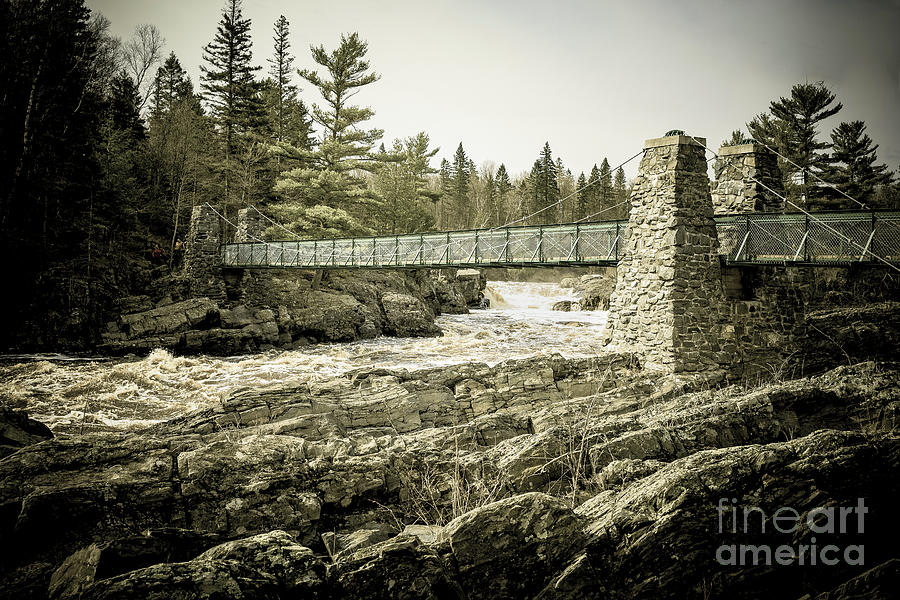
[0,281,608,433]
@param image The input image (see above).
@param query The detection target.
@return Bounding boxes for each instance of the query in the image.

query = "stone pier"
[711,143,784,214]
[234,208,273,306]
[601,134,729,373]
[184,205,227,302]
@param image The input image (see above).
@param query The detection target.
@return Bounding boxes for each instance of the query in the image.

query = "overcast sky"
[87,0,900,181]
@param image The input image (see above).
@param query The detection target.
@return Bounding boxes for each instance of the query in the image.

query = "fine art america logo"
[715,497,867,566]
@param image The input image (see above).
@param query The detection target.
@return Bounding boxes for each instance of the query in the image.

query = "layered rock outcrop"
[98,269,482,355]
[1,345,897,598]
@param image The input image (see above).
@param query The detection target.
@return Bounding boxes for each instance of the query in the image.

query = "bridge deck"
[221,211,900,269]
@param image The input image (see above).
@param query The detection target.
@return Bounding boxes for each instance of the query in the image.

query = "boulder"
[552,300,573,312]
[456,269,487,307]
[48,529,225,599]
[116,298,219,338]
[321,522,394,559]
[431,277,469,314]
[331,536,463,600]
[381,293,441,337]
[578,274,615,311]
[289,291,370,342]
[0,405,52,458]
[439,492,586,600]
[79,531,325,600]
[574,430,900,599]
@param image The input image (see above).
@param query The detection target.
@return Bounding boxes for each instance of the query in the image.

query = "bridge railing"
[220,211,900,269]
[221,221,626,269]
[717,211,900,264]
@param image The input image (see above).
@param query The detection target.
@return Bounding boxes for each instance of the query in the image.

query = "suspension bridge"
[219,210,900,270]
[184,132,900,375]
[210,130,900,272]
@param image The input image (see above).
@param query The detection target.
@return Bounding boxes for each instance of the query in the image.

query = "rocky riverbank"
[97,269,486,356]
[1,302,898,599]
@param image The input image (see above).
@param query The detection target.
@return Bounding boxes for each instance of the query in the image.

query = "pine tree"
[587,164,601,217]
[272,33,383,237]
[151,53,195,119]
[373,132,439,234]
[438,158,452,228]
[614,167,628,218]
[534,142,559,224]
[450,143,472,228]
[108,72,146,141]
[824,121,893,206]
[598,158,613,217]
[268,15,294,144]
[262,16,313,169]
[575,172,588,220]
[722,129,751,147]
[201,0,265,215]
[147,51,209,258]
[748,81,842,204]
[496,164,512,225]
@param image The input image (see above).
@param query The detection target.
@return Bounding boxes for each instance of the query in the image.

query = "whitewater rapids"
[0,281,609,433]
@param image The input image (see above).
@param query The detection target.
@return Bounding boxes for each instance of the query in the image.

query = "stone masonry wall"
[601,135,731,373]
[233,208,273,307]
[711,143,784,214]
[185,205,227,302]
[724,264,900,380]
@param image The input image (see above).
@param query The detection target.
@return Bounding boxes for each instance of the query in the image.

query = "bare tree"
[122,24,164,110]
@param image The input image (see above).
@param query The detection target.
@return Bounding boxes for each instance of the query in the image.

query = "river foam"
[0,281,608,433]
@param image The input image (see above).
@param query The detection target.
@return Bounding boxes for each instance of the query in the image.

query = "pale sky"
[87,0,900,181]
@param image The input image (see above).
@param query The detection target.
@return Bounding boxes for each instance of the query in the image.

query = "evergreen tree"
[268,15,294,144]
[575,172,588,220]
[151,53,196,119]
[148,51,211,255]
[373,132,440,234]
[598,158,613,217]
[495,163,512,225]
[748,81,842,204]
[272,33,383,237]
[722,129,751,147]
[108,72,146,141]
[201,0,265,215]
[478,162,498,227]
[587,164,601,217]
[532,142,559,224]
[438,158,452,228]
[614,167,628,218]
[824,121,893,206]
[261,16,314,170]
[449,143,472,228]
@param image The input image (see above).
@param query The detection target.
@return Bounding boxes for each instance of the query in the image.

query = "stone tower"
[601,134,728,373]
[234,208,273,306]
[184,205,227,302]
[710,143,784,214]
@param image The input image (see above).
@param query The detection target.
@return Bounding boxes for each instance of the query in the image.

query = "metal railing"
[717,211,900,264]
[220,211,900,269]
[221,221,626,269]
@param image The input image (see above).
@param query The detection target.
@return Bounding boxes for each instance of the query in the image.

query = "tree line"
[0,0,627,348]
[730,81,898,210]
[3,0,897,349]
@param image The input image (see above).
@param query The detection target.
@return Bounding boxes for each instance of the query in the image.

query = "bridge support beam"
[601,134,730,373]
[185,205,227,302]
[711,143,784,214]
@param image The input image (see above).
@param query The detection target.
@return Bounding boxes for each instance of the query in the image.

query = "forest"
[1,0,898,350]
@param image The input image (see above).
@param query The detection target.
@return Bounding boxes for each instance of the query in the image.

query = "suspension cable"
[752,140,868,210]
[490,148,646,230]
[248,204,302,240]
[690,137,900,275]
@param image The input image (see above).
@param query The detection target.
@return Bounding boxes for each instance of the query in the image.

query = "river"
[0,281,608,434]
